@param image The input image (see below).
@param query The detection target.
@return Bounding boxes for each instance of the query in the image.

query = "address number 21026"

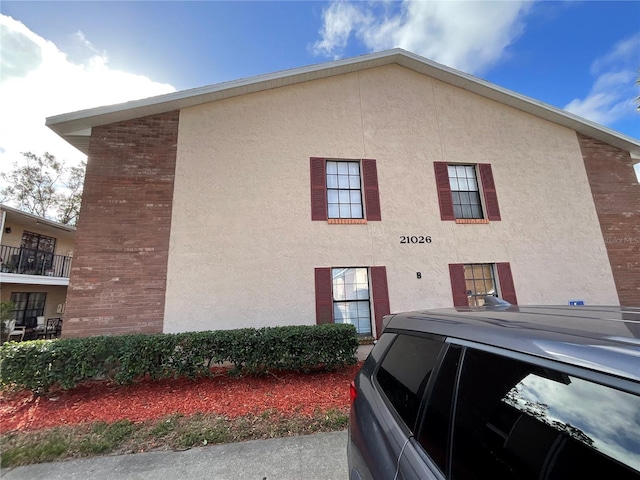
[400,236,432,244]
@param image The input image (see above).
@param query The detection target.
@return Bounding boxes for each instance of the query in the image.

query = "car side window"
[451,348,640,479]
[417,344,462,476]
[375,333,445,431]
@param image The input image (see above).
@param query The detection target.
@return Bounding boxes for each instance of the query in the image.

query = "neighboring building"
[46,49,640,339]
[0,205,75,332]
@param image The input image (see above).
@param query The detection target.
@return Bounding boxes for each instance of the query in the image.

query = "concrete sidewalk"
[1,431,348,480]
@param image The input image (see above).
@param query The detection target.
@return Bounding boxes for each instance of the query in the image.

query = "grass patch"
[0,409,349,468]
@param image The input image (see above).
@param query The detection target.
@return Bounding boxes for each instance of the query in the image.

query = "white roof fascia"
[46,49,640,157]
[0,204,77,232]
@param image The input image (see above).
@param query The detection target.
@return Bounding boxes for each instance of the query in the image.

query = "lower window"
[449,262,517,306]
[464,263,497,306]
[10,292,46,328]
[332,267,371,335]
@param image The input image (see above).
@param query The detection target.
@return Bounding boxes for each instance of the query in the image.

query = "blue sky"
[0,1,638,177]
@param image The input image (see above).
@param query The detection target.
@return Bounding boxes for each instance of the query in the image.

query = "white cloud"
[0,15,176,181]
[313,0,532,74]
[564,33,639,128]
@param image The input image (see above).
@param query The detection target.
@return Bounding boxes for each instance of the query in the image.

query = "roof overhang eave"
[46,49,640,157]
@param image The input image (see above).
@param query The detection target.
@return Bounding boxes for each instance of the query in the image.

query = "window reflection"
[504,373,640,472]
[452,348,640,479]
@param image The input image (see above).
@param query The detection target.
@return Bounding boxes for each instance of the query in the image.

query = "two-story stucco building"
[0,205,75,334]
[46,49,640,339]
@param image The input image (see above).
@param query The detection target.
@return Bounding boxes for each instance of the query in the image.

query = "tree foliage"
[0,152,86,225]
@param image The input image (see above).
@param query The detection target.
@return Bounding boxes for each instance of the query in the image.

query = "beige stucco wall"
[164,64,618,334]
[1,213,75,257]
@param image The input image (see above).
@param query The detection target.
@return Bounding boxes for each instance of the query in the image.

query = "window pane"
[328,204,339,218]
[327,190,338,203]
[453,205,462,219]
[338,190,350,203]
[472,264,484,278]
[339,204,351,218]
[458,178,469,191]
[376,335,445,431]
[355,286,369,299]
[452,348,640,479]
[338,175,350,189]
[344,282,357,300]
[327,174,338,188]
[465,165,476,178]
[456,165,466,177]
[326,161,337,174]
[351,204,363,218]
[337,162,349,174]
[460,191,471,204]
[350,190,362,204]
[461,204,472,218]
[348,162,360,175]
[449,178,459,191]
[349,175,361,189]
[468,178,478,191]
[448,165,457,177]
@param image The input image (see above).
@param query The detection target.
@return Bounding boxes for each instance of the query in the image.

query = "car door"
[370,332,449,480]
[396,343,462,480]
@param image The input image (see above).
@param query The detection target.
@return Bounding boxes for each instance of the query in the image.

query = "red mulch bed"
[0,365,361,433]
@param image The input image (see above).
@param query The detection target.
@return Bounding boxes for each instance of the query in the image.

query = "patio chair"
[35,316,46,338]
[5,320,25,342]
[44,318,62,339]
[53,318,63,338]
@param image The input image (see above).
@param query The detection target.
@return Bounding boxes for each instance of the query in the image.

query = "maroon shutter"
[479,164,501,221]
[434,162,455,221]
[370,266,390,338]
[310,157,327,221]
[496,262,518,305]
[315,268,333,324]
[449,264,469,307]
[362,159,382,221]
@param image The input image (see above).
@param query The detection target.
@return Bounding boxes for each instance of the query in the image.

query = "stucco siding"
[164,64,618,333]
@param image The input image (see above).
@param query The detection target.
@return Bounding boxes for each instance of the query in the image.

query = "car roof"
[385,306,640,383]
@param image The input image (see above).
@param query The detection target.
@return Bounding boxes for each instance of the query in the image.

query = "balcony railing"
[0,244,72,278]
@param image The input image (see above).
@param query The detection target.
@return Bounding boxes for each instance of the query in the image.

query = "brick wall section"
[63,111,180,337]
[578,133,640,306]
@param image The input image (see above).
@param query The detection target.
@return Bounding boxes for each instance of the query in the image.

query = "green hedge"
[0,324,359,394]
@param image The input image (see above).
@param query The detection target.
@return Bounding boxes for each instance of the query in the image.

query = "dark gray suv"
[347,305,640,480]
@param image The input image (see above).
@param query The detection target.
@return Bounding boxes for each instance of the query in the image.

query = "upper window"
[310,157,381,222]
[326,161,363,219]
[448,165,482,219]
[434,162,501,222]
[22,231,56,254]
